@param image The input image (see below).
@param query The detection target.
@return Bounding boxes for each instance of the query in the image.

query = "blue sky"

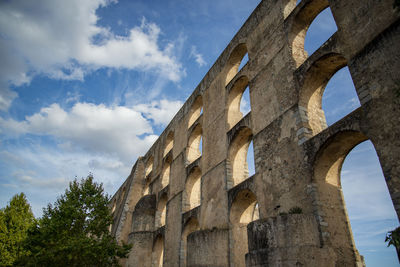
[0,0,398,265]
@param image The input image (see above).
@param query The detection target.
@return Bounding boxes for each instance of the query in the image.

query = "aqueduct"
[110,0,400,266]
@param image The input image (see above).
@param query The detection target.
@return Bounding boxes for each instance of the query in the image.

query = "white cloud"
[135,99,183,126]
[0,99,182,161]
[190,46,206,67]
[0,0,184,110]
[0,98,184,215]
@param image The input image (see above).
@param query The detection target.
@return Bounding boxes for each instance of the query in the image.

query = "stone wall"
[110,0,400,266]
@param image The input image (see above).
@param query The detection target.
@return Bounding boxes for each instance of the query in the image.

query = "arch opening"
[111,199,116,214]
[227,76,250,129]
[163,131,174,157]
[226,44,248,85]
[238,53,248,73]
[132,195,156,232]
[247,140,255,177]
[183,167,202,213]
[312,131,399,265]
[341,141,399,265]
[156,194,167,228]
[240,85,251,117]
[188,96,203,128]
[304,7,337,56]
[187,124,202,164]
[229,189,259,267]
[145,156,154,177]
[289,0,332,67]
[322,66,361,126]
[161,156,172,189]
[152,235,164,267]
[299,53,348,137]
[228,127,253,188]
[143,178,150,196]
[180,217,200,267]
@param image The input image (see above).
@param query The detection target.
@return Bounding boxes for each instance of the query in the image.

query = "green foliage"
[18,175,131,267]
[288,207,303,214]
[386,226,400,248]
[0,193,35,266]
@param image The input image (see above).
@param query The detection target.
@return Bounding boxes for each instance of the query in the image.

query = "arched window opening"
[180,217,200,267]
[199,137,203,155]
[163,131,174,157]
[187,125,202,164]
[143,178,150,196]
[304,7,337,56]
[289,1,332,67]
[152,235,164,267]
[228,127,253,188]
[188,96,203,128]
[247,141,255,177]
[240,85,251,117]
[298,53,347,137]
[183,167,202,212]
[341,141,399,266]
[230,189,259,267]
[156,195,167,228]
[322,67,361,126]
[225,43,248,85]
[145,156,154,177]
[238,53,248,73]
[312,131,399,265]
[161,159,171,189]
[227,76,250,129]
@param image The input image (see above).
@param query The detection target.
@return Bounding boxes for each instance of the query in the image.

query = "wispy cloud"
[190,46,206,67]
[0,100,182,163]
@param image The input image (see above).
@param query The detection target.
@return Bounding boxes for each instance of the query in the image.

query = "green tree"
[18,175,131,267]
[0,193,35,266]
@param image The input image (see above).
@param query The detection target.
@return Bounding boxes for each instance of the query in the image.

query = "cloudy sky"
[0,0,398,265]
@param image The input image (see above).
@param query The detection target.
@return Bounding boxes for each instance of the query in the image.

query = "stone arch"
[163,131,174,157]
[156,193,168,228]
[298,53,348,138]
[145,155,154,177]
[227,76,250,129]
[111,198,116,214]
[187,124,202,164]
[161,154,172,189]
[228,127,253,188]
[289,0,331,67]
[180,217,200,267]
[143,177,151,196]
[132,194,156,232]
[312,130,372,264]
[120,185,127,204]
[229,189,259,267]
[183,166,202,213]
[225,43,248,85]
[188,95,203,128]
[152,234,164,267]
[283,0,298,19]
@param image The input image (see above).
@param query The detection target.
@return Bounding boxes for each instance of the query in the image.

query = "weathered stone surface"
[109,0,400,266]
